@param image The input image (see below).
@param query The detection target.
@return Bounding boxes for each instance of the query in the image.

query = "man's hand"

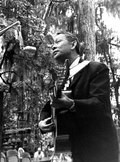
[38,117,55,133]
[50,91,74,110]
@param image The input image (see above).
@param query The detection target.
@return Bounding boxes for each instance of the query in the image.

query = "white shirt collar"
[69,56,80,70]
[69,56,80,78]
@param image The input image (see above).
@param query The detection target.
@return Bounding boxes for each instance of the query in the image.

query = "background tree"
[0,0,120,155]
[95,0,120,125]
[78,0,96,60]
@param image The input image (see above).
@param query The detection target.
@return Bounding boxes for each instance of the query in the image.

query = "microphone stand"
[0,21,21,159]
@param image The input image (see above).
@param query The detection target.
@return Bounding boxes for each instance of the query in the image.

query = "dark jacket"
[40,61,119,162]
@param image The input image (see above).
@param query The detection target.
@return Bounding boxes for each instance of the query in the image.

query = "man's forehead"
[54,33,67,41]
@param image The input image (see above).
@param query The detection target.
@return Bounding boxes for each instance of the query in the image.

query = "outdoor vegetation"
[0,0,120,159]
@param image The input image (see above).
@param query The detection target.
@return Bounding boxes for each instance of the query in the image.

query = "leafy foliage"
[95,2,120,126]
[0,0,58,152]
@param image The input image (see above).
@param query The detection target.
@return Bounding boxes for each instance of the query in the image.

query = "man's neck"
[69,55,80,67]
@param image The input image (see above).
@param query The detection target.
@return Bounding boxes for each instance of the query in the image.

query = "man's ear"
[71,40,77,50]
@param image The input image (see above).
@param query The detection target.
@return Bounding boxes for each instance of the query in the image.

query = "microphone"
[0,21,20,36]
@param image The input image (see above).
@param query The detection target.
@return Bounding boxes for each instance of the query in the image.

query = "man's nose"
[52,44,57,51]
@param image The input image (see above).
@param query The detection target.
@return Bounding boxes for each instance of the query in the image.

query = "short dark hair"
[56,30,80,54]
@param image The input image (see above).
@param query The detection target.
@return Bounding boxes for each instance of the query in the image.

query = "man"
[18,147,24,159]
[39,30,119,162]
[34,147,45,162]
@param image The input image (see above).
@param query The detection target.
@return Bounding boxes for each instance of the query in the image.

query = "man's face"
[52,34,72,63]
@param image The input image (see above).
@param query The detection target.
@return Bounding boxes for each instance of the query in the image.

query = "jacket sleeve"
[74,62,111,119]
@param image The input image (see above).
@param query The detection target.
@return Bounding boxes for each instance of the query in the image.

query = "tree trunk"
[78,0,96,60]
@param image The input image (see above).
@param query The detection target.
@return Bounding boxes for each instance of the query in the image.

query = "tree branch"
[108,42,120,48]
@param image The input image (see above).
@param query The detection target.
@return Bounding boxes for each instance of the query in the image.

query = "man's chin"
[53,53,59,60]
[54,55,65,64]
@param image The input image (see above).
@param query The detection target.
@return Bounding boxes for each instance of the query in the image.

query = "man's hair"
[56,30,80,55]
